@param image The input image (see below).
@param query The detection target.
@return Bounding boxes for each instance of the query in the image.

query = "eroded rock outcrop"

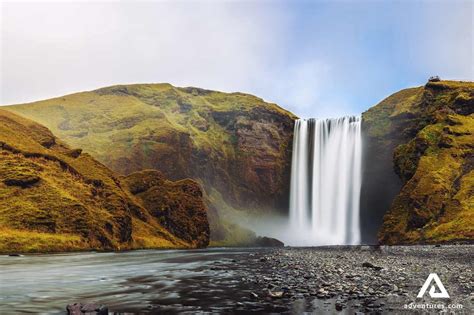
[362,80,473,244]
[123,170,209,248]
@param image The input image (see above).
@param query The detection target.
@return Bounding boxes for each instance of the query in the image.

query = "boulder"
[255,236,285,247]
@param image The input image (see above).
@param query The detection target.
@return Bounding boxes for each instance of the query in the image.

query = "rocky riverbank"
[238,245,473,313]
[1,246,472,314]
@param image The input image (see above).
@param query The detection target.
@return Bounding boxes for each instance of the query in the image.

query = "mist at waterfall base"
[285,116,363,246]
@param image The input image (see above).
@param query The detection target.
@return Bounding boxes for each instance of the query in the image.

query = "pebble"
[240,245,472,314]
[250,292,259,299]
[268,291,284,298]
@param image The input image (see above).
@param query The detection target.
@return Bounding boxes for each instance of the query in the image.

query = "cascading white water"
[289,116,362,245]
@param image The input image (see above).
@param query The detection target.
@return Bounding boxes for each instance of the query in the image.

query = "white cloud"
[1,1,472,119]
[0,1,288,104]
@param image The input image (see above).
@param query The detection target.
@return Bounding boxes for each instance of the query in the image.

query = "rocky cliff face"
[0,109,209,252]
[7,84,296,243]
[123,170,209,248]
[362,80,473,244]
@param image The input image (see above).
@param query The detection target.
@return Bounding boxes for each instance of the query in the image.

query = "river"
[1,246,472,314]
[0,248,269,314]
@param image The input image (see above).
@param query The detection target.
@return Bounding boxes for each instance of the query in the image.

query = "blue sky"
[1,0,472,118]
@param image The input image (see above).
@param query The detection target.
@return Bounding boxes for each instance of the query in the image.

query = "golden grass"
[0,109,201,252]
[130,218,188,249]
[0,227,88,253]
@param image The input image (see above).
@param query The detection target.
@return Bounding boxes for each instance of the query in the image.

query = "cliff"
[123,170,209,247]
[0,109,209,253]
[362,80,473,244]
[7,84,296,243]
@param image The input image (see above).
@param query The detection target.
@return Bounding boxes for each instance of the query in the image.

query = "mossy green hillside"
[0,109,208,253]
[362,80,473,244]
[7,84,297,242]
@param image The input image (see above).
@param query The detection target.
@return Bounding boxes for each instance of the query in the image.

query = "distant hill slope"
[0,109,209,253]
[362,80,474,244]
[7,84,297,244]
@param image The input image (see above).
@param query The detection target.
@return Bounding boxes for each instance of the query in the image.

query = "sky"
[1,0,472,118]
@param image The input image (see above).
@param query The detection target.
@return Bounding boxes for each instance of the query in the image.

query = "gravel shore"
[1,246,472,314]
[236,245,473,314]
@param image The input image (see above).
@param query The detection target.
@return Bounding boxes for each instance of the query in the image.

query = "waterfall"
[289,116,362,245]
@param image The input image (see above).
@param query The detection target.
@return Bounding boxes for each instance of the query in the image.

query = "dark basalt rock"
[361,262,383,271]
[66,303,108,315]
[4,175,40,188]
[255,236,284,247]
[66,148,82,158]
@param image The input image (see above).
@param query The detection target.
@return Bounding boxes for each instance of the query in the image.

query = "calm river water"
[0,248,267,314]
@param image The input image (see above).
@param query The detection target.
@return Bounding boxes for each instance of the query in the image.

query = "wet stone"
[66,303,108,315]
